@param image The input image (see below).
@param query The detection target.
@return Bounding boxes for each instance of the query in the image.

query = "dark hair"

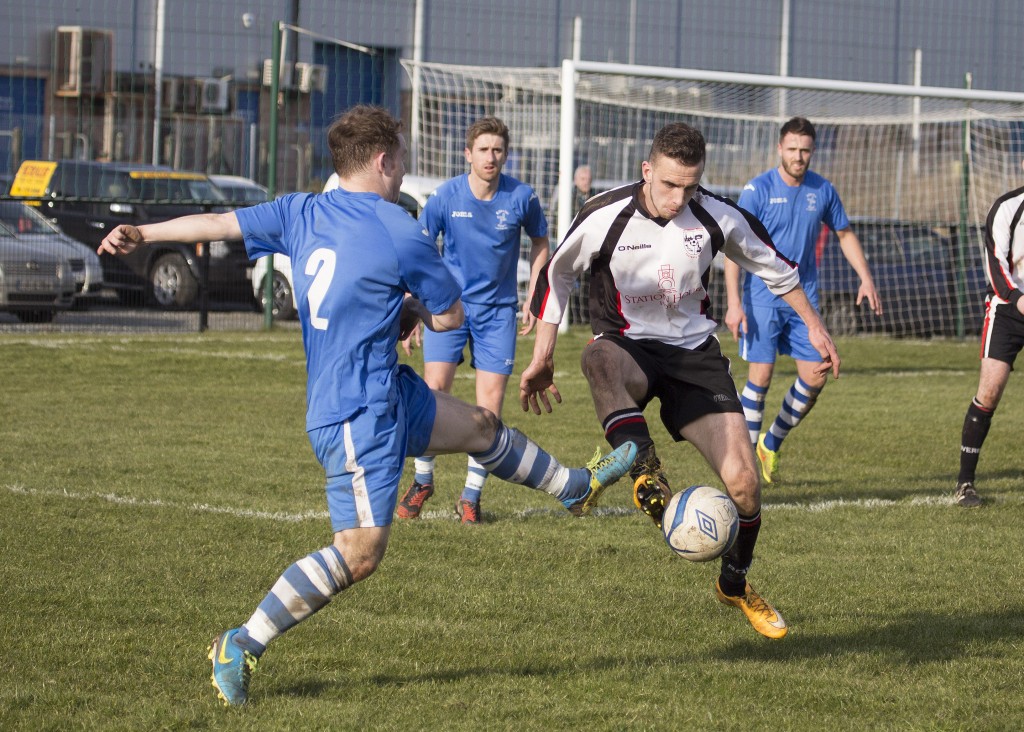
[780,116,816,142]
[327,105,403,178]
[466,116,510,151]
[649,123,705,166]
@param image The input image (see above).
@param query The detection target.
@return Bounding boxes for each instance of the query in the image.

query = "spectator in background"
[550,164,596,324]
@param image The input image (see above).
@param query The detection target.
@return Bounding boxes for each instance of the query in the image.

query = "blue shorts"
[308,365,436,532]
[740,303,822,364]
[422,301,518,375]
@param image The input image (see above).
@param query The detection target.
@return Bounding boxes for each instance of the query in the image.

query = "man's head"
[327,105,407,201]
[573,165,593,193]
[464,117,510,185]
[641,123,706,219]
[777,116,816,184]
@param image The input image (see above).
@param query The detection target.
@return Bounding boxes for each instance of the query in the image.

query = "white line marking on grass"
[8,484,1019,523]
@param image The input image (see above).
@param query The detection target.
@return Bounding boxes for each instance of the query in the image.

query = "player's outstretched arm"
[97,213,242,256]
[836,227,883,315]
[519,319,562,414]
[780,285,841,379]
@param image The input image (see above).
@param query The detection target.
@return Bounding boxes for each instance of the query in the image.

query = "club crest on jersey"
[805,192,818,212]
[495,209,511,230]
[681,228,705,258]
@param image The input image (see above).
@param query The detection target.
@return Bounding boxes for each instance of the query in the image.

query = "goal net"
[404,59,1024,338]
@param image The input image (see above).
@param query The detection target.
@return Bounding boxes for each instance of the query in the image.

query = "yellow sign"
[10,160,58,198]
[129,171,206,181]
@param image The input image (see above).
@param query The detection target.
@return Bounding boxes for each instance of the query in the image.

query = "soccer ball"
[661,485,739,562]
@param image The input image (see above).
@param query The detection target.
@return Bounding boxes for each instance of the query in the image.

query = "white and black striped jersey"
[531,181,800,349]
[983,185,1024,308]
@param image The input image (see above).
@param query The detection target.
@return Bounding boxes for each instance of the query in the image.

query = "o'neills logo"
[618,243,652,251]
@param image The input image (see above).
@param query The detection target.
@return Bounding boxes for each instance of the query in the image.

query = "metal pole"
[410,0,425,173]
[151,0,165,165]
[263,21,282,331]
[955,72,973,340]
[557,58,577,334]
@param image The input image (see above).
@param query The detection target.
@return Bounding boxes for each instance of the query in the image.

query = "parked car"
[207,175,269,205]
[0,233,75,323]
[12,159,251,309]
[0,200,104,306]
[817,218,987,337]
[251,175,448,320]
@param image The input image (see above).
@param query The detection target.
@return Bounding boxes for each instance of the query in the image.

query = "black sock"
[958,398,993,484]
[718,510,761,596]
[602,408,655,458]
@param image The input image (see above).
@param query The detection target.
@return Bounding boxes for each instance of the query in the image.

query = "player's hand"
[724,303,747,342]
[519,359,562,414]
[808,322,841,379]
[519,306,536,336]
[400,321,422,356]
[98,225,144,256]
[856,280,883,316]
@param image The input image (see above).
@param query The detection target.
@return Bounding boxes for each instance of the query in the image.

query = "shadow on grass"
[714,608,1024,664]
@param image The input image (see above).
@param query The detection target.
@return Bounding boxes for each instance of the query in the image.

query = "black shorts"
[981,300,1024,368]
[598,334,742,441]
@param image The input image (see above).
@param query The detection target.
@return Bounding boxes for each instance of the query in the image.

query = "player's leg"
[426,387,636,514]
[738,305,781,476]
[454,369,511,523]
[957,360,1010,506]
[681,412,787,639]
[452,303,518,522]
[580,336,670,524]
[397,325,464,519]
[209,404,405,706]
[756,308,822,482]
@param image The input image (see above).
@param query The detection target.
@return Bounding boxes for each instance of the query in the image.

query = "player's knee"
[470,405,502,442]
[722,460,760,513]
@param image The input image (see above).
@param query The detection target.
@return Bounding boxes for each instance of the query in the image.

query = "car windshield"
[0,200,62,236]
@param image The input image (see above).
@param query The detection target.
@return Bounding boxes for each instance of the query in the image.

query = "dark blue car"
[817,218,987,337]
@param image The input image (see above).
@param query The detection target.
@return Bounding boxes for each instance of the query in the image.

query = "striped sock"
[764,378,820,452]
[469,423,586,503]
[235,545,353,656]
[740,381,768,446]
[413,456,435,486]
[461,457,488,503]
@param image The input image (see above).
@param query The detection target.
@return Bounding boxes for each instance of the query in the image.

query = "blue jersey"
[237,189,462,431]
[420,173,547,306]
[737,168,849,309]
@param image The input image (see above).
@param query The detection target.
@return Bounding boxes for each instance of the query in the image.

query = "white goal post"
[404,58,1024,338]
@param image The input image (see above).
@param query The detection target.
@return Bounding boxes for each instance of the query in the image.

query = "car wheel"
[14,310,56,324]
[259,270,296,320]
[149,253,199,309]
[822,295,859,337]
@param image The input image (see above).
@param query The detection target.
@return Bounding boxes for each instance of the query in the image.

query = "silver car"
[0,201,104,306]
[0,236,75,323]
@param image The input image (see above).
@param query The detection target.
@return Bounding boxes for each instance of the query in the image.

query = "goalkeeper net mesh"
[404,59,1024,337]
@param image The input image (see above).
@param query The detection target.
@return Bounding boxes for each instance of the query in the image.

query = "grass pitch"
[2,329,1023,730]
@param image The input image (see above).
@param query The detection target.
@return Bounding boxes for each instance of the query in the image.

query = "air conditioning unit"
[262,59,294,90]
[160,77,183,112]
[54,26,113,97]
[295,62,328,93]
[198,78,230,113]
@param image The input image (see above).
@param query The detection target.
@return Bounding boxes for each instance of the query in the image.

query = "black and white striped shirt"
[984,185,1024,308]
[532,181,799,349]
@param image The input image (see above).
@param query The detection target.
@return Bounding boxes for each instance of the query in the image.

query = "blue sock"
[740,381,768,445]
[469,423,586,502]
[764,378,820,452]
[235,545,353,656]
